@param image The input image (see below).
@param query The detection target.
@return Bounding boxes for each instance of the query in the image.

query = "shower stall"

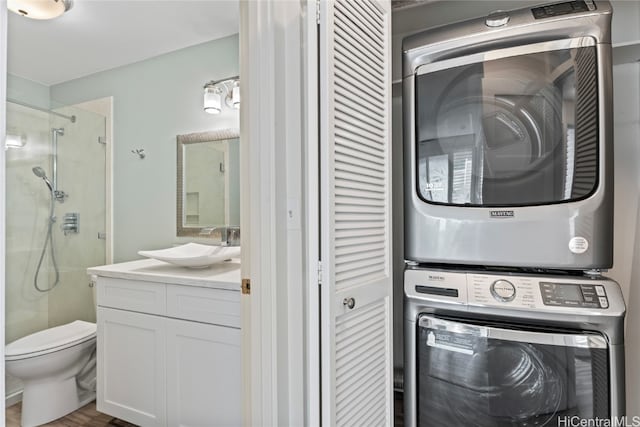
[4,100,107,399]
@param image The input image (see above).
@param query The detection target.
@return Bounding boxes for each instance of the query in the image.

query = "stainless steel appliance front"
[404,267,626,426]
[403,1,614,269]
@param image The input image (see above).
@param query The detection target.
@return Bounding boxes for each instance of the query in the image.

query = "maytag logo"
[490,210,515,218]
[428,275,445,281]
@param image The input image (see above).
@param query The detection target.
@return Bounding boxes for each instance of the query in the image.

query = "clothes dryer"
[403,1,614,269]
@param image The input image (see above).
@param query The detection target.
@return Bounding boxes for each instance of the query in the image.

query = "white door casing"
[0,0,7,404]
[319,0,393,425]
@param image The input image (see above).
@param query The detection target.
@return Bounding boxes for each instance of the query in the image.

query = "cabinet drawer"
[166,285,240,328]
[97,277,166,315]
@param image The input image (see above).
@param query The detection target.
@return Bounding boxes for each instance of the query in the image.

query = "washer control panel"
[404,268,625,316]
[540,282,609,309]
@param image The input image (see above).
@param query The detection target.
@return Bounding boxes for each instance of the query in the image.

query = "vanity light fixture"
[203,76,240,114]
[8,0,73,20]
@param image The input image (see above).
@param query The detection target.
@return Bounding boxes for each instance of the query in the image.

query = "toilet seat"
[6,320,96,361]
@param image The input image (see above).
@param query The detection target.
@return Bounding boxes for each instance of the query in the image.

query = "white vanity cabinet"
[90,259,241,427]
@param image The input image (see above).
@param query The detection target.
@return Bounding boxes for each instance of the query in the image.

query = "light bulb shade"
[8,0,73,20]
[5,134,26,149]
[204,87,222,114]
[231,84,240,109]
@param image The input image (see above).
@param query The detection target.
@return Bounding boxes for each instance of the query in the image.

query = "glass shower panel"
[5,101,106,397]
[5,103,54,344]
[48,104,106,328]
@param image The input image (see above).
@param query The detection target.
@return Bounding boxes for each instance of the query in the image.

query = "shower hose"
[33,188,60,292]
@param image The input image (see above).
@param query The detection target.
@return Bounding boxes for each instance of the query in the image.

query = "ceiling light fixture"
[7,0,73,20]
[203,77,240,115]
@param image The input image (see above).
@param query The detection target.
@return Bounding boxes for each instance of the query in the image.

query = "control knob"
[490,279,516,302]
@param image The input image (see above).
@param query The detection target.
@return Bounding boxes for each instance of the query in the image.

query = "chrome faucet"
[208,226,240,246]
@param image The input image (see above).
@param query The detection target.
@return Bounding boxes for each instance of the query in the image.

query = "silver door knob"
[343,297,355,309]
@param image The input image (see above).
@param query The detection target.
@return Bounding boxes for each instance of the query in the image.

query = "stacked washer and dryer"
[402,2,625,426]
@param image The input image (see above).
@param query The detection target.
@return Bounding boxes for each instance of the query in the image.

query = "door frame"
[0,1,7,404]
[239,1,316,425]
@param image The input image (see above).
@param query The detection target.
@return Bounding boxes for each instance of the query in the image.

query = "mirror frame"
[176,128,240,238]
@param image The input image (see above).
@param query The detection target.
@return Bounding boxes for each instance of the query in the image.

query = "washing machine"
[404,266,625,426]
[403,1,614,269]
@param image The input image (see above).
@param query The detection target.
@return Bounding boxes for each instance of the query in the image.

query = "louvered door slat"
[335,0,384,46]
[335,143,385,166]
[334,18,384,65]
[320,0,392,425]
[335,85,385,125]
[336,203,384,214]
[336,331,386,371]
[336,127,384,156]
[335,79,384,113]
[333,299,389,425]
[337,0,384,45]
[334,49,385,95]
[335,136,385,161]
[335,136,385,162]
[335,123,386,153]
[336,235,385,250]
[335,68,384,104]
[335,102,385,135]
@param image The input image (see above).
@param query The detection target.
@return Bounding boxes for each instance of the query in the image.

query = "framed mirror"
[176,129,240,237]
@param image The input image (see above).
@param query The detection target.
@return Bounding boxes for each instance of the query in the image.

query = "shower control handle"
[343,297,356,310]
[62,213,79,236]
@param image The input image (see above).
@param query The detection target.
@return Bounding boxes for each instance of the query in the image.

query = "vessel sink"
[138,243,240,268]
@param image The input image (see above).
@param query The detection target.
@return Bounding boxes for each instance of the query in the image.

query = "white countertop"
[87,258,241,291]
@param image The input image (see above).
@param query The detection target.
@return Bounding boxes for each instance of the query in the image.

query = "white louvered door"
[319,0,393,425]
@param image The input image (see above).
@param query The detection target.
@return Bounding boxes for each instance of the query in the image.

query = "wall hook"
[132,149,146,159]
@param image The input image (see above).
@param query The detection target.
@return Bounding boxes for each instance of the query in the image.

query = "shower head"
[32,166,46,178]
[32,166,53,191]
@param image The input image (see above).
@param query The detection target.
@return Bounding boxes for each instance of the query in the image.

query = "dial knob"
[491,279,516,302]
[485,11,510,27]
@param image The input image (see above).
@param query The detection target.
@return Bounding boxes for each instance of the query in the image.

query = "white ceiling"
[7,0,239,86]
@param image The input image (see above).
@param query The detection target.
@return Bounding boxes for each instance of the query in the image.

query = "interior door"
[319,0,393,425]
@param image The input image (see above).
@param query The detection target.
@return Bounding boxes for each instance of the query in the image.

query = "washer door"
[416,315,610,426]
[414,40,599,207]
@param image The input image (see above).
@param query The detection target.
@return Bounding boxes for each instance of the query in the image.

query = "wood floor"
[6,395,402,426]
[5,401,137,427]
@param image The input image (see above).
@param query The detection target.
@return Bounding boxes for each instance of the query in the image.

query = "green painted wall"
[7,74,50,110]
[50,35,239,262]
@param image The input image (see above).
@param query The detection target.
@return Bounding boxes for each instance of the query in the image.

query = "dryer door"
[416,315,610,426]
[414,38,599,207]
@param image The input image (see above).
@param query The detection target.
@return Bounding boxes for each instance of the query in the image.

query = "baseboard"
[5,390,22,408]
[78,390,96,407]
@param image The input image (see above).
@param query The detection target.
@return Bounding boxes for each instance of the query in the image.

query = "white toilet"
[5,320,97,427]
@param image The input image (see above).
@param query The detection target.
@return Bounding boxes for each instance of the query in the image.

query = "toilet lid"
[5,320,96,360]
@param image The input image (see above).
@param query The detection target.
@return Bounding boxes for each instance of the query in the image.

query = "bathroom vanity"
[87,258,241,427]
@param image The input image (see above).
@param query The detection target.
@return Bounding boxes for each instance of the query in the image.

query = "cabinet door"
[97,307,166,426]
[166,318,241,427]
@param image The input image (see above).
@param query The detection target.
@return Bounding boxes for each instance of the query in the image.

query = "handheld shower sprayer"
[32,166,53,192]
[32,165,60,292]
